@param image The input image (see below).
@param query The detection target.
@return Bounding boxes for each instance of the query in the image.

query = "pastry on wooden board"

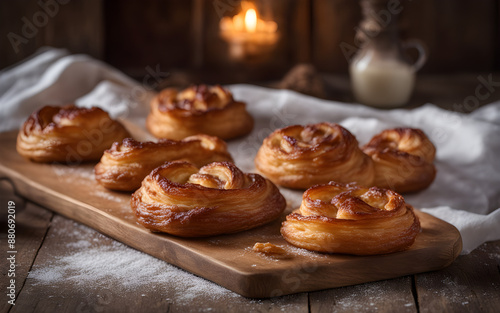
[131,161,286,237]
[362,128,436,193]
[94,135,234,191]
[146,84,254,140]
[254,122,375,189]
[280,182,421,255]
[16,105,130,163]
[255,122,436,193]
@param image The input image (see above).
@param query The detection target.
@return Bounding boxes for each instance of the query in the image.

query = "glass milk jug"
[350,18,427,108]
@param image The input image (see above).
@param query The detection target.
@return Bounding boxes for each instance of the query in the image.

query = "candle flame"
[219,0,279,58]
[245,8,257,32]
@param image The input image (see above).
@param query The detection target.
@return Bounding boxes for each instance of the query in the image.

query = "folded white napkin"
[1,48,499,254]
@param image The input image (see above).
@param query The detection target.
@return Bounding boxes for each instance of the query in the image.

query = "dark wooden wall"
[1,0,499,83]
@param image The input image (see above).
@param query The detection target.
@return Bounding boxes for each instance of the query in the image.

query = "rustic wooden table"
[1,73,500,312]
[1,179,499,313]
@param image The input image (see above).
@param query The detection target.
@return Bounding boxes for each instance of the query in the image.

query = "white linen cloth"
[1,48,499,254]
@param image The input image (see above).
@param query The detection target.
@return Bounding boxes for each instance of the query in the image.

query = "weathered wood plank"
[5,189,500,312]
[311,0,361,72]
[309,276,417,313]
[401,0,497,73]
[0,179,53,313]
[416,240,500,313]
[10,214,309,313]
[43,0,104,60]
[288,0,312,63]
[0,0,46,69]
[409,73,500,112]
[0,0,104,69]
[0,128,463,298]
[9,215,170,313]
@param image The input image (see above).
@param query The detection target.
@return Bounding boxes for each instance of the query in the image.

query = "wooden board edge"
[0,157,464,299]
[0,163,261,297]
[241,211,464,298]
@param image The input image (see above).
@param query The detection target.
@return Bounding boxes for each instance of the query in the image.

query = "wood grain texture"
[0,0,46,69]
[312,0,361,72]
[43,0,103,59]
[10,214,310,313]
[310,277,417,313]
[0,129,462,298]
[0,0,103,69]
[9,215,174,313]
[0,181,53,313]
[400,0,497,73]
[415,241,500,313]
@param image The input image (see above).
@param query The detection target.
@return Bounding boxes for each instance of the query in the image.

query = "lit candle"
[219,1,279,60]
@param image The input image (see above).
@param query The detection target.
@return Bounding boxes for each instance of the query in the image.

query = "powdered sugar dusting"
[29,222,240,303]
[417,275,480,307]
[92,189,126,203]
[30,243,236,301]
[282,244,329,259]
[438,276,473,304]
[51,165,95,181]
[248,243,329,262]
[334,284,386,310]
[326,280,415,311]
[27,220,310,310]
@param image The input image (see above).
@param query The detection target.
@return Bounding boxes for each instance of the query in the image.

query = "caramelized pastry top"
[255,123,436,193]
[94,135,233,191]
[131,161,286,237]
[147,84,254,140]
[362,128,436,193]
[157,84,234,114]
[16,105,130,163]
[254,122,375,189]
[298,182,405,219]
[281,182,421,255]
[362,128,436,163]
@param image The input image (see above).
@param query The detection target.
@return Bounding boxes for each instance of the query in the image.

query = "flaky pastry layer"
[146,85,254,140]
[131,161,286,237]
[255,123,436,193]
[254,123,375,189]
[362,128,436,193]
[16,105,130,163]
[94,135,234,191]
[281,182,421,255]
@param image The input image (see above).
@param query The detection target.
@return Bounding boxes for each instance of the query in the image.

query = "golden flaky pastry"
[94,135,234,191]
[254,122,375,189]
[255,123,437,193]
[146,84,254,140]
[131,161,286,237]
[281,182,421,255]
[16,105,130,163]
[362,128,436,193]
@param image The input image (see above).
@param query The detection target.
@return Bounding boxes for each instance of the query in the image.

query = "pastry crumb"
[253,242,287,255]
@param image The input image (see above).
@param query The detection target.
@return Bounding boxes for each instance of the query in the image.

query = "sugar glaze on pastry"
[280,182,421,255]
[95,135,233,191]
[147,84,254,140]
[131,161,286,237]
[16,105,130,163]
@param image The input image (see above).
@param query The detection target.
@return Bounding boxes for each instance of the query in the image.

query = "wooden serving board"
[0,129,462,298]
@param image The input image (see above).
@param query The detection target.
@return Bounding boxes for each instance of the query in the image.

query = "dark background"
[1,0,499,108]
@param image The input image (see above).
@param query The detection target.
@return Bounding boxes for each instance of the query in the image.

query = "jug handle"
[403,39,428,72]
